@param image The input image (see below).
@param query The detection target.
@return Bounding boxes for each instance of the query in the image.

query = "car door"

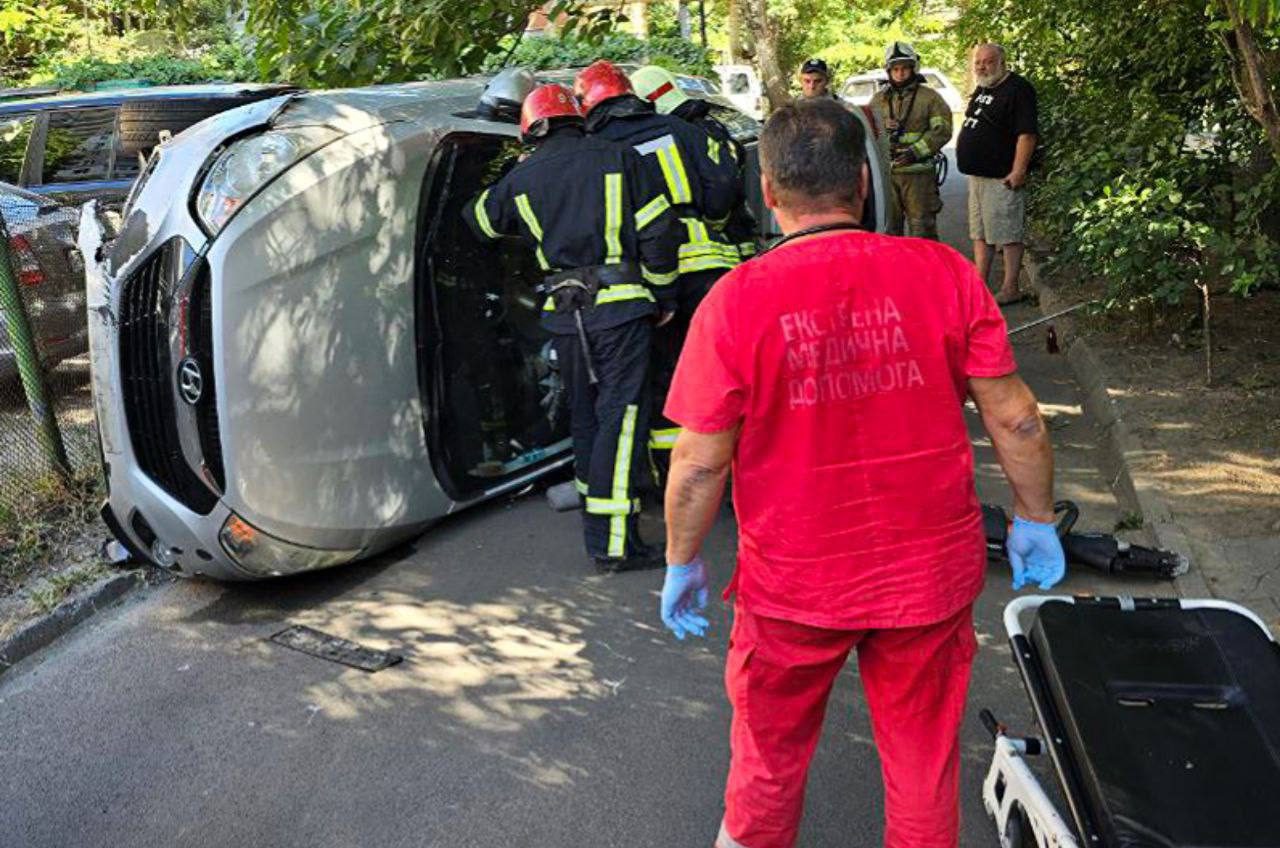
[416,131,572,500]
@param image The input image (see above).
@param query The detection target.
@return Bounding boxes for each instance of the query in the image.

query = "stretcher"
[983,596,1280,847]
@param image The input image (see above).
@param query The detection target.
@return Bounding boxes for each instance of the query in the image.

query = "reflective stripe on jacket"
[588,95,742,274]
[465,128,681,330]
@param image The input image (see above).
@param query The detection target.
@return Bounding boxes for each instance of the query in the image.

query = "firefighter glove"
[660,557,710,640]
[1007,516,1066,590]
[892,145,919,167]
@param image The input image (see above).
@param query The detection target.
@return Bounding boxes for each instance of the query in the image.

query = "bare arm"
[1005,134,1037,187]
[969,374,1054,522]
[665,425,738,564]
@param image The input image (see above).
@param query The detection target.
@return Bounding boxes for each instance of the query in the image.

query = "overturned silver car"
[83,74,886,580]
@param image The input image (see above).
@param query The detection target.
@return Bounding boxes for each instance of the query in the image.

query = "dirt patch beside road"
[1072,287,1280,537]
[1038,264,1280,617]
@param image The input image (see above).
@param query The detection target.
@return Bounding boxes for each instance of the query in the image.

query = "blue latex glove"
[1007,516,1067,590]
[660,557,710,640]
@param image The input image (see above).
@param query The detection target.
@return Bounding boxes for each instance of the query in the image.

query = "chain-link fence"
[0,186,101,523]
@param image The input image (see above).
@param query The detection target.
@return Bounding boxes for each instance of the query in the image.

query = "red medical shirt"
[665,231,1017,630]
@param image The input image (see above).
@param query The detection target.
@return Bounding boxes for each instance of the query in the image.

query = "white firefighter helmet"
[884,42,919,71]
[478,67,536,122]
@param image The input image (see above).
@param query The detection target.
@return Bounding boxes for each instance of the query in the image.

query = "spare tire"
[116,91,288,157]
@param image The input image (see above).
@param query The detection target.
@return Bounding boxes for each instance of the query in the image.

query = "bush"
[484,33,716,77]
[32,40,257,91]
[957,0,1280,309]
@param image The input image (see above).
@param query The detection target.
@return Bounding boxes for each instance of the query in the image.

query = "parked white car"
[714,64,764,120]
[841,67,966,113]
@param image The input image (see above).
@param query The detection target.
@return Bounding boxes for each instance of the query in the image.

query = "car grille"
[189,263,225,492]
[119,239,218,515]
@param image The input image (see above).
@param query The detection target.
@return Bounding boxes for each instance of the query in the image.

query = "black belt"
[540,262,643,386]
[541,262,641,291]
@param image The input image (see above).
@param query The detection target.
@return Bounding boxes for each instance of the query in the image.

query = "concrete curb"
[1022,257,1215,599]
[0,570,144,676]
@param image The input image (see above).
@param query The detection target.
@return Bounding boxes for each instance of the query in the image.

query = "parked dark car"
[0,83,296,211]
[0,182,85,380]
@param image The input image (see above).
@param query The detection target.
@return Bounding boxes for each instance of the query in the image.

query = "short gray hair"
[760,98,866,215]
[973,43,1006,65]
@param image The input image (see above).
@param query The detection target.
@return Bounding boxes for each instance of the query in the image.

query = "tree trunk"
[741,0,790,112]
[678,0,691,40]
[1218,0,1280,164]
[727,0,743,62]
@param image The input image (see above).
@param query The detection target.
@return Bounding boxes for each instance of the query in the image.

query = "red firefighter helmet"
[519,83,584,141]
[573,60,634,115]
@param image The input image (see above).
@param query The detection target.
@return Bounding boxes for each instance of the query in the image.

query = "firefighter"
[630,64,759,263]
[573,60,739,488]
[465,83,682,573]
[869,42,952,240]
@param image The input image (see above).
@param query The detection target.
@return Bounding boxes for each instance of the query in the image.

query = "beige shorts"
[967,176,1026,245]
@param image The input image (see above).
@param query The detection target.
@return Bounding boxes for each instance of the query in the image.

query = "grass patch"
[28,564,109,615]
[0,467,104,595]
[1114,511,1144,532]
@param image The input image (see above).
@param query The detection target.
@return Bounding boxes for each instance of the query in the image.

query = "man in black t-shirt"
[956,43,1038,305]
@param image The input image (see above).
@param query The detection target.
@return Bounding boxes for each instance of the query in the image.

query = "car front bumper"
[81,204,367,581]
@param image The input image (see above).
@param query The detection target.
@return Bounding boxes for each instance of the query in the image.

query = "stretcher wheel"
[1002,806,1036,848]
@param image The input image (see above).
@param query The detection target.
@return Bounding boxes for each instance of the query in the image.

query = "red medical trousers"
[717,602,978,848]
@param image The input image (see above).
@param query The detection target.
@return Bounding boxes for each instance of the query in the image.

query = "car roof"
[0,83,297,113]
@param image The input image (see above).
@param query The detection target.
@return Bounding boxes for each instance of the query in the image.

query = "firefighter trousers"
[648,268,727,487]
[552,318,652,560]
[716,603,978,848]
[887,171,943,240]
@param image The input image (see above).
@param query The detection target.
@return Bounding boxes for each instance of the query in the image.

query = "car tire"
[116,93,281,157]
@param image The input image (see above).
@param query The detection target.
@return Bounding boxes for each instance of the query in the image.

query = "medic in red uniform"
[656,99,1066,847]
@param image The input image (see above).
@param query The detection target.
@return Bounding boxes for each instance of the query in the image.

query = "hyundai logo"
[177,357,204,405]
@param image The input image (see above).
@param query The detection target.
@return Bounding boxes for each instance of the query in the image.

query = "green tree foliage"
[0,2,79,83]
[483,32,716,76]
[2,0,253,89]
[35,44,255,90]
[773,0,954,84]
[244,0,620,87]
[957,0,1280,306]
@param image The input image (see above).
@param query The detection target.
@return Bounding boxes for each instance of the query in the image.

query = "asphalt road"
[0,152,1175,848]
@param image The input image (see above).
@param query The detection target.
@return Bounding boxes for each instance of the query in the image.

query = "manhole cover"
[270,625,403,672]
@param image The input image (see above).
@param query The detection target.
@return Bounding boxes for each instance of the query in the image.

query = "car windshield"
[42,107,117,184]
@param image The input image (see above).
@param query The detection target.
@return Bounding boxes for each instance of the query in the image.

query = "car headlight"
[194,126,343,235]
[220,514,361,577]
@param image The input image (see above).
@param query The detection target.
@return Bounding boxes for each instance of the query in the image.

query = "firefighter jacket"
[673,98,759,260]
[869,77,951,175]
[466,127,682,334]
[586,95,741,275]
